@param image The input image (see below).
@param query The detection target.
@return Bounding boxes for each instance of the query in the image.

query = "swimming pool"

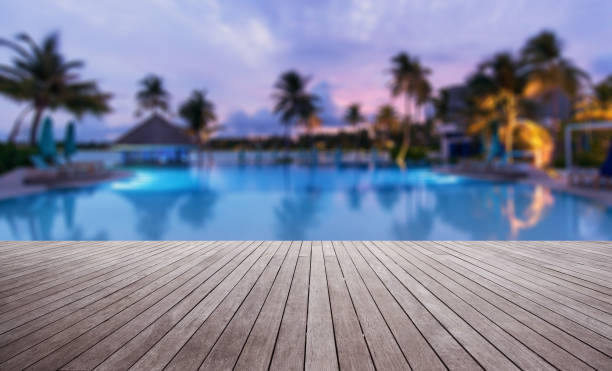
[1,165,611,240]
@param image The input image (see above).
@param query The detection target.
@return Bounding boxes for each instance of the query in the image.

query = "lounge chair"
[30,155,50,169]
[568,143,612,188]
[24,155,109,185]
[24,155,60,184]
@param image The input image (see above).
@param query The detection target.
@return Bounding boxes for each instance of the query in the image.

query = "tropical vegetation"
[272,70,320,147]
[2,29,611,170]
[0,142,35,173]
[135,74,170,117]
[178,89,217,145]
[388,52,432,166]
[343,103,365,128]
[0,32,111,145]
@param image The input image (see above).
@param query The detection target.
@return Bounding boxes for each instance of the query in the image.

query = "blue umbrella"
[64,121,77,161]
[39,116,56,163]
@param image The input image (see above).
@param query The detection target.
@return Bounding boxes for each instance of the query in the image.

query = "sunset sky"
[1,0,611,141]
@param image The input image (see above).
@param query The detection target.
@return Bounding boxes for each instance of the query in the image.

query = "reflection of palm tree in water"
[503,185,554,239]
[178,190,219,229]
[0,190,106,240]
[3,195,59,239]
[118,192,183,240]
[347,186,362,210]
[375,186,401,211]
[274,190,322,240]
[346,168,364,210]
[392,188,436,239]
[433,184,508,239]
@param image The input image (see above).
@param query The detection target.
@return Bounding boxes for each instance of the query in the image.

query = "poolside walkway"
[0,241,610,370]
[0,168,131,201]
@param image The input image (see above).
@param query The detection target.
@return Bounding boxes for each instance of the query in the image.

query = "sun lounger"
[569,143,612,188]
[24,160,109,185]
[568,169,612,188]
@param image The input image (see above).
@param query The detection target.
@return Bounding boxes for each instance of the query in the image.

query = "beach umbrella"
[39,116,56,162]
[64,122,77,160]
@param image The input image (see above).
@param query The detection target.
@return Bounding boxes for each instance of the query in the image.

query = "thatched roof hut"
[114,114,195,165]
[115,114,195,148]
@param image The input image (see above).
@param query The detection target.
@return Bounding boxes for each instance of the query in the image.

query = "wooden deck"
[0,241,610,370]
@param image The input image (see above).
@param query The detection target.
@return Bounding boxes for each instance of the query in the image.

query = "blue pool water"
[1,165,611,240]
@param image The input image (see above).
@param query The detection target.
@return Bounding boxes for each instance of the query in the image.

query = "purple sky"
[1,0,611,141]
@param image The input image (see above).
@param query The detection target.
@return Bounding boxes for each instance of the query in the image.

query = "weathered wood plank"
[358,241,482,371]
[333,241,408,370]
[0,242,239,369]
[479,242,612,294]
[269,242,310,371]
[407,242,612,370]
[426,242,612,341]
[195,241,293,370]
[233,241,301,370]
[0,242,225,351]
[305,241,338,371]
[395,242,592,370]
[346,241,446,370]
[160,241,289,370]
[435,241,612,329]
[0,241,609,371]
[379,241,555,371]
[323,241,375,371]
[90,241,264,371]
[0,242,191,327]
[461,241,612,297]
[365,242,519,370]
[127,241,278,371]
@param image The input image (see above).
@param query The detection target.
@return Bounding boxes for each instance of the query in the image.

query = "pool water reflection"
[1,166,611,240]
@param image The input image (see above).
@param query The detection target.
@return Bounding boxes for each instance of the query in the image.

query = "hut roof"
[115,114,195,147]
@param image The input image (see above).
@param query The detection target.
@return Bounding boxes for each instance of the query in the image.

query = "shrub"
[389,146,429,162]
[0,143,35,174]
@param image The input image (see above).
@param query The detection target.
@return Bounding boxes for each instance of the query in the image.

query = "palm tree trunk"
[396,94,411,167]
[551,92,563,161]
[504,95,517,164]
[403,94,411,149]
[9,106,32,144]
[29,106,45,147]
[284,124,290,154]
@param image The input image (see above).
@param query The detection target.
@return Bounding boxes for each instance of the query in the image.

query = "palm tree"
[594,76,612,108]
[7,106,32,143]
[520,31,589,124]
[344,103,366,150]
[432,88,451,123]
[468,53,530,162]
[388,52,432,165]
[179,90,217,145]
[344,103,365,127]
[574,75,612,121]
[0,32,111,145]
[272,70,319,149]
[374,104,400,134]
[135,74,170,116]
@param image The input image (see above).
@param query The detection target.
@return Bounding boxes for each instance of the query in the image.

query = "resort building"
[114,114,196,165]
[435,86,479,162]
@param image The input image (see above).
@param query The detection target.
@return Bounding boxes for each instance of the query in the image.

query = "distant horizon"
[1,0,611,141]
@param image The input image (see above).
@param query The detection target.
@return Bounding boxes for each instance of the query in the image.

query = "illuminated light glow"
[503,185,555,239]
[499,119,554,168]
[110,172,155,190]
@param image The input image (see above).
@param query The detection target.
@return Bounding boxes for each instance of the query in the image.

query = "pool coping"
[0,167,132,201]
